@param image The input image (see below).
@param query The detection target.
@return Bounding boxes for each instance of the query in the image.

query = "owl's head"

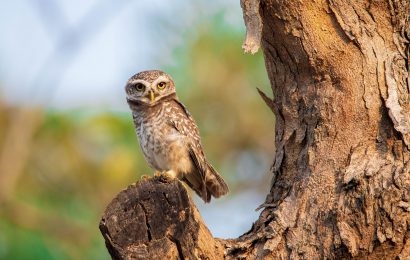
[125,70,176,106]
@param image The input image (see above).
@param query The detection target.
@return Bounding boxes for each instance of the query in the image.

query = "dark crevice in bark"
[167,235,185,260]
[162,192,171,205]
[139,202,152,242]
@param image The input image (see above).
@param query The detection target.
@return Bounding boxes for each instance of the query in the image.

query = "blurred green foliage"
[0,11,272,260]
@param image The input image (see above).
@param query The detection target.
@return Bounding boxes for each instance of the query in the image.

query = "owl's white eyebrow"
[128,79,149,85]
[152,76,170,86]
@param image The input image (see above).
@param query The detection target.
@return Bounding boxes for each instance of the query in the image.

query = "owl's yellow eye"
[157,82,167,90]
[135,83,145,92]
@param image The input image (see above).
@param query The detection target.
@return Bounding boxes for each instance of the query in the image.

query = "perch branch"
[99,176,225,259]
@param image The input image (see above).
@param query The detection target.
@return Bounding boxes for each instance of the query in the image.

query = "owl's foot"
[140,174,151,180]
[154,171,162,177]
[163,170,177,179]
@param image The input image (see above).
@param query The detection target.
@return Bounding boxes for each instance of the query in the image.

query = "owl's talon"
[163,170,177,179]
[140,175,151,180]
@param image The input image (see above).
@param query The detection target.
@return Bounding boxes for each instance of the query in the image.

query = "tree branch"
[99,176,225,259]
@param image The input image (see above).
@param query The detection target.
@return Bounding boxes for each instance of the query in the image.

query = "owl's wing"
[168,98,229,202]
[168,99,207,180]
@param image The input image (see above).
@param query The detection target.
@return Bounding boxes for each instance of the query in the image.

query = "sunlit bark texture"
[100,0,410,259]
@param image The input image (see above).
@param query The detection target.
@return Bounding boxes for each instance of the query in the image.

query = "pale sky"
[0,0,243,110]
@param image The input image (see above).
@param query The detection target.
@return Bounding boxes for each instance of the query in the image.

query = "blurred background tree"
[0,1,273,259]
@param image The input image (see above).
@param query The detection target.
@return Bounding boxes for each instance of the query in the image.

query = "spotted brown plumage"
[125,70,229,202]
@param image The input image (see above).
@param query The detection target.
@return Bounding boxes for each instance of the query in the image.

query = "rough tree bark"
[99,0,410,259]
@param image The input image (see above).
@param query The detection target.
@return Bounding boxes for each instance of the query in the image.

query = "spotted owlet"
[125,70,229,202]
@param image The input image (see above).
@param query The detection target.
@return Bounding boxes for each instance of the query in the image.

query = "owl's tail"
[182,163,229,203]
[204,163,229,202]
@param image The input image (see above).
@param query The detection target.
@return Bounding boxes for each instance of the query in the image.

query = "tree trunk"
[99,0,410,259]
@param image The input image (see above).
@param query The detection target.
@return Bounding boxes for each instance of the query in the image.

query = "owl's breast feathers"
[132,98,191,173]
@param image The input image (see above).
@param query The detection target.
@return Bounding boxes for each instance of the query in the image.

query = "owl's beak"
[149,90,155,102]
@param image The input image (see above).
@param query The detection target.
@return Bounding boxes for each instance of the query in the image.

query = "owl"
[125,70,229,202]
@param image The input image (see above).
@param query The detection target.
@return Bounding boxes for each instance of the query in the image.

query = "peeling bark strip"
[100,0,410,259]
[240,0,262,54]
[385,53,410,148]
[386,0,410,149]
[99,176,224,259]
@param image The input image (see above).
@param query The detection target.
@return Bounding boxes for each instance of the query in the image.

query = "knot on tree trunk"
[99,176,224,259]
